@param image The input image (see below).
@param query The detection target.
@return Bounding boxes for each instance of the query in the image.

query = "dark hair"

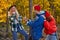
[46,16,51,22]
[8,5,16,11]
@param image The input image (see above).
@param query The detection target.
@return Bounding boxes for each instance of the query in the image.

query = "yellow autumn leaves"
[0,0,17,22]
[0,0,60,23]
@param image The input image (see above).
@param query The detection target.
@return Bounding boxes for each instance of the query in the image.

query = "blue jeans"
[32,38,40,40]
[11,23,28,40]
[45,32,57,40]
[31,33,41,40]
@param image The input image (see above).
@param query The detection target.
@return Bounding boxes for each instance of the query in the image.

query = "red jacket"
[44,16,57,35]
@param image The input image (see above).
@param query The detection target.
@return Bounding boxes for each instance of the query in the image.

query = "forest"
[0,0,60,40]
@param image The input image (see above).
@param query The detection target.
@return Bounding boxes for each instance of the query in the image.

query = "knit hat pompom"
[34,5,41,11]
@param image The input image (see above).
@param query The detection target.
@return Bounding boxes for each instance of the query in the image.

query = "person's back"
[44,16,57,34]
[27,14,44,40]
[27,10,45,40]
[44,11,57,40]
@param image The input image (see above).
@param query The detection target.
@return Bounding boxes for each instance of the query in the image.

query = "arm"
[27,16,44,27]
[44,20,51,30]
[44,19,56,31]
[50,16,56,25]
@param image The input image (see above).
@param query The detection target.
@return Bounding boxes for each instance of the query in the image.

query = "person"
[8,5,28,40]
[44,11,57,40]
[24,5,45,40]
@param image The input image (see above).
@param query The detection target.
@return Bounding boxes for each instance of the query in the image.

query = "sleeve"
[50,16,56,25]
[26,19,33,27]
[27,16,44,27]
[44,21,51,30]
[16,12,22,21]
[44,20,56,31]
[8,12,11,23]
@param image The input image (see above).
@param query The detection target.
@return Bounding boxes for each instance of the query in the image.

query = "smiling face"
[10,6,16,13]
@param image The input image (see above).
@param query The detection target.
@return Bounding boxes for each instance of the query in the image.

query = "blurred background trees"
[0,0,60,24]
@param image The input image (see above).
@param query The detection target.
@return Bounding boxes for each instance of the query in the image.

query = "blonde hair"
[8,8,19,16]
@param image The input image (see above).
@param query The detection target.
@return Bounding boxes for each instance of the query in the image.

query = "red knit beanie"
[34,5,41,11]
[45,11,50,18]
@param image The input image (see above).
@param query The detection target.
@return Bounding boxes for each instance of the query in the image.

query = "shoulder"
[40,10,45,14]
[39,16,44,20]
[51,16,55,21]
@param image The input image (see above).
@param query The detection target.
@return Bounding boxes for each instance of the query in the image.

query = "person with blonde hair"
[8,5,28,40]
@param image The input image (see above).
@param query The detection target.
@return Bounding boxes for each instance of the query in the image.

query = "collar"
[36,11,45,17]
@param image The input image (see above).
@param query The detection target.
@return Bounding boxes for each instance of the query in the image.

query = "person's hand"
[23,17,28,22]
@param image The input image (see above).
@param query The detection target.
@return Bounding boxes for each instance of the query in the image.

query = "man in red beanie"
[44,11,57,40]
[24,5,45,40]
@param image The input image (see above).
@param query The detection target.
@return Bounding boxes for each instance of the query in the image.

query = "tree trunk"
[29,0,33,40]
